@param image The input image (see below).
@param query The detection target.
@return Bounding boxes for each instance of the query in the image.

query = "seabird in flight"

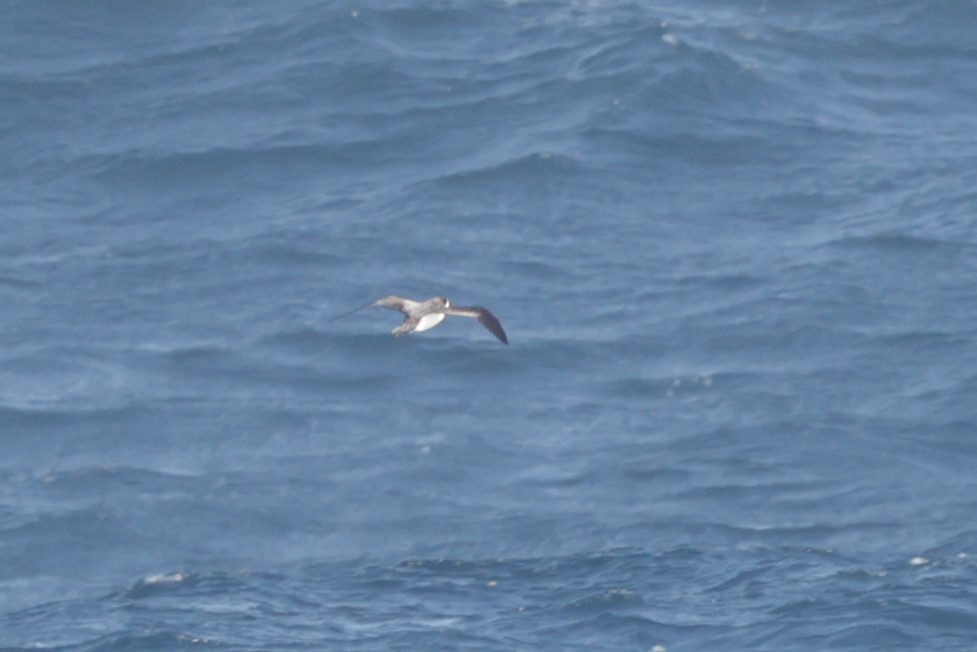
[331,295,508,344]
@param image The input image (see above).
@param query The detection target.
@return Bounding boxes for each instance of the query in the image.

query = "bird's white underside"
[414,313,446,332]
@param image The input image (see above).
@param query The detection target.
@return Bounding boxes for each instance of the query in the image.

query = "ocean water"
[2,1,977,649]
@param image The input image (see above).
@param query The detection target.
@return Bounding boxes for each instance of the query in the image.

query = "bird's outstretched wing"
[328,300,376,322]
[329,296,408,321]
[445,306,508,344]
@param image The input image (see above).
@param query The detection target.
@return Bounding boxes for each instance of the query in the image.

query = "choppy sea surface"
[3,1,977,650]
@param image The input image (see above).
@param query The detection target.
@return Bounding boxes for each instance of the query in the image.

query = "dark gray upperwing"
[445,306,508,344]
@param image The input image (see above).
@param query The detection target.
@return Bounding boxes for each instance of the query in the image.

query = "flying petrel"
[331,295,508,344]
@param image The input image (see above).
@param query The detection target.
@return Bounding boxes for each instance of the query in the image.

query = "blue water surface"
[2,1,977,650]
